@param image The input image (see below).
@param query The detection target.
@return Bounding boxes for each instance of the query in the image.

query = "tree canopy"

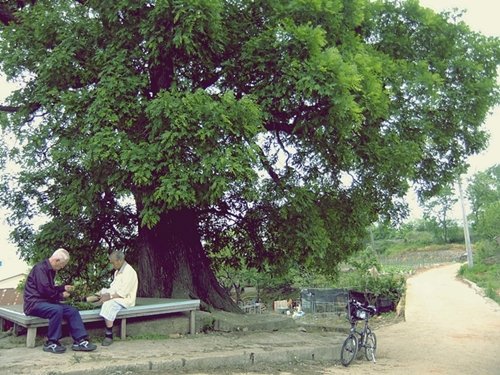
[0,0,499,311]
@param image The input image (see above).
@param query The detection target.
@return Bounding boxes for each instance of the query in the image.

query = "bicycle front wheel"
[340,334,358,367]
[365,331,377,362]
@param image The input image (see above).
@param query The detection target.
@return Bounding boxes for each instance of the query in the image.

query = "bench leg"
[26,327,37,348]
[190,310,195,335]
[120,318,126,340]
[14,323,21,336]
[0,317,4,332]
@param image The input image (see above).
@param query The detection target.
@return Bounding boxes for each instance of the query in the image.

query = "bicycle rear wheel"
[365,332,377,362]
[340,334,358,367]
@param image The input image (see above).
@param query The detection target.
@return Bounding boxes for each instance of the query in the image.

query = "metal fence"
[300,288,348,315]
[378,254,459,268]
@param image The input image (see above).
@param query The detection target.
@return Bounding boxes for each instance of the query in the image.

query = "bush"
[474,241,500,261]
[337,248,406,307]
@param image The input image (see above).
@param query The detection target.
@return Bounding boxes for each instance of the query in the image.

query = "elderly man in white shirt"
[89,251,138,346]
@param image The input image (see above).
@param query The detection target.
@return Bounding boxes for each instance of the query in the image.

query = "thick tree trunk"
[136,206,242,313]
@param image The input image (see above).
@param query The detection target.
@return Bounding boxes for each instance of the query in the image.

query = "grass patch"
[125,333,172,341]
[202,316,215,333]
[458,262,500,304]
[0,331,29,349]
[458,243,500,305]
[71,353,83,364]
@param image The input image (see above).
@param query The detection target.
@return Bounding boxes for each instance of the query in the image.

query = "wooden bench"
[0,297,200,348]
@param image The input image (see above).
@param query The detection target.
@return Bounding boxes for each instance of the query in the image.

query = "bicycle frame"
[340,299,377,367]
[349,317,376,360]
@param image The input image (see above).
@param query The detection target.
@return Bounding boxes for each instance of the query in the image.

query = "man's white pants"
[99,288,125,322]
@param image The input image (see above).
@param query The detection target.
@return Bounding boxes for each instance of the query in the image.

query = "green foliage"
[293,270,333,289]
[446,223,465,244]
[201,317,216,333]
[0,0,499,299]
[420,184,459,243]
[375,219,442,256]
[66,300,97,311]
[458,244,500,305]
[348,247,381,274]
[337,248,406,305]
[476,201,500,240]
[474,240,500,261]
[372,218,455,255]
[466,165,500,246]
[466,164,500,229]
[126,333,172,341]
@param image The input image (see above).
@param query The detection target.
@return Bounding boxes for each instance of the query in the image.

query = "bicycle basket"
[354,308,368,320]
[348,299,375,321]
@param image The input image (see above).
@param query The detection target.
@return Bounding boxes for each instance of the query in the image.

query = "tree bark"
[136,206,242,313]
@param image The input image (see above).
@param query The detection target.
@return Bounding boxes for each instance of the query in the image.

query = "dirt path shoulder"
[321,263,500,375]
[180,263,500,375]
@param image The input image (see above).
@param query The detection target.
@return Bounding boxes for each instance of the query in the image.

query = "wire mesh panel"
[300,288,348,316]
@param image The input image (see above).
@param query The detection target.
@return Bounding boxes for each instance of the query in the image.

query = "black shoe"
[102,336,113,346]
[43,340,67,354]
[72,337,97,352]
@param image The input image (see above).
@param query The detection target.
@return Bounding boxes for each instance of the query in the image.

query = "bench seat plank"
[0,297,200,348]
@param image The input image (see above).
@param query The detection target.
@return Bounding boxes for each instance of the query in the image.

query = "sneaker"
[72,337,97,352]
[102,336,113,346]
[43,340,67,354]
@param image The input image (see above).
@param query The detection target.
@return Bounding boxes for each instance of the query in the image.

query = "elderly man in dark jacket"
[24,248,97,354]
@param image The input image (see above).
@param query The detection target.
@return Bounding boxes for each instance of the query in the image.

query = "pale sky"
[406,0,500,218]
[1,0,499,277]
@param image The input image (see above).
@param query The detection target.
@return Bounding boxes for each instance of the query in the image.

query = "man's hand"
[86,295,100,303]
[62,291,71,299]
[64,285,75,292]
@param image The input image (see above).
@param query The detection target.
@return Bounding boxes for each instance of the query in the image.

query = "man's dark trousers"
[30,302,87,342]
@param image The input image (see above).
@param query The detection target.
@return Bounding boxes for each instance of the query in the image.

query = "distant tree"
[476,201,500,240]
[421,185,458,243]
[466,164,500,228]
[0,0,499,311]
[372,222,396,241]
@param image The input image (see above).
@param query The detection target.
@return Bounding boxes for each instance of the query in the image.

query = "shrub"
[338,248,406,307]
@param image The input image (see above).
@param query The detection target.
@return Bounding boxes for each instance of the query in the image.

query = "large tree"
[0,0,499,311]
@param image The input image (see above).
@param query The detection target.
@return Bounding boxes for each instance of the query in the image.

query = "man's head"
[109,251,125,271]
[49,248,70,271]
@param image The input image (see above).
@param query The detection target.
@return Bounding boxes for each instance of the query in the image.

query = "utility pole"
[458,178,473,268]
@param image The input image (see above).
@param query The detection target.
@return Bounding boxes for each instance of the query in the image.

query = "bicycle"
[340,298,377,367]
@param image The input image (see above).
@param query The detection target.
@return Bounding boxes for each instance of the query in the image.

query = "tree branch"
[0,3,17,25]
[0,105,20,113]
[0,102,40,113]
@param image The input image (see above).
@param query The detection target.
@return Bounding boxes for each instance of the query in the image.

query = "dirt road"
[182,263,500,375]
[321,263,499,375]
[371,263,500,375]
